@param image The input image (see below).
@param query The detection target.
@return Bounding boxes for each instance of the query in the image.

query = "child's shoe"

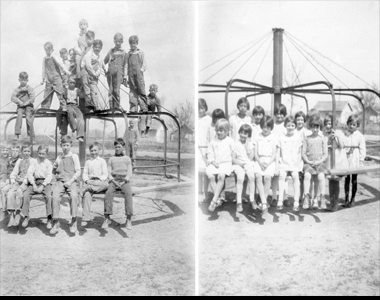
[101,217,111,229]
[277,201,284,210]
[260,203,268,214]
[21,216,29,228]
[250,200,258,210]
[293,203,300,212]
[50,220,59,235]
[208,200,217,212]
[13,211,21,226]
[7,212,15,227]
[320,195,327,210]
[302,194,310,210]
[126,215,132,230]
[349,197,355,207]
[46,215,53,229]
[236,203,243,213]
[312,197,319,210]
[70,217,77,233]
[283,197,290,207]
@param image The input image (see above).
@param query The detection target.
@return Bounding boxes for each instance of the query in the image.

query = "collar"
[115,152,125,157]
[61,151,73,158]
[90,156,101,161]
[129,48,140,54]
[18,85,30,90]
[113,47,124,52]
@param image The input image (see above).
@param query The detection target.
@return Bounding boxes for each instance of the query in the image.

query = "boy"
[6,143,34,227]
[128,120,139,166]
[104,33,128,109]
[139,84,162,138]
[74,19,89,79]
[40,42,71,110]
[11,72,35,140]
[79,30,96,110]
[81,39,106,111]
[0,145,10,185]
[125,35,148,113]
[58,48,71,136]
[0,143,21,221]
[21,144,53,228]
[103,138,133,230]
[50,136,81,234]
[65,77,85,142]
[81,142,108,226]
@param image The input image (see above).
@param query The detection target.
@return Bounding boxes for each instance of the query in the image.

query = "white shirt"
[229,114,252,142]
[233,140,254,165]
[207,136,234,164]
[27,158,53,186]
[82,156,108,182]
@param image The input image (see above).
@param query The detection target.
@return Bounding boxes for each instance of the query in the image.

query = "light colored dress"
[232,140,256,172]
[278,133,303,172]
[229,114,252,142]
[254,132,277,176]
[198,114,212,170]
[343,130,366,168]
[206,136,234,176]
[272,122,287,138]
[303,135,328,175]
[251,123,262,140]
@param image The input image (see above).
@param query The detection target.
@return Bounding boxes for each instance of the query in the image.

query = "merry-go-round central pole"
[272,28,284,112]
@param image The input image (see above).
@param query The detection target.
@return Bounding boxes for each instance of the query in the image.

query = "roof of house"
[312,101,351,112]
[172,124,194,134]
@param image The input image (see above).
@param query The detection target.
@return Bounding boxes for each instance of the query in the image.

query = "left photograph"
[0,1,195,296]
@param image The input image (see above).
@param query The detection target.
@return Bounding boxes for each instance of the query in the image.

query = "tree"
[167,99,194,143]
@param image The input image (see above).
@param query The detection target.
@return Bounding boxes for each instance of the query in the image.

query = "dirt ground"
[0,173,195,296]
[198,173,380,296]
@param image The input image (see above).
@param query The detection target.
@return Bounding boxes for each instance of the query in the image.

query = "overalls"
[128,52,148,112]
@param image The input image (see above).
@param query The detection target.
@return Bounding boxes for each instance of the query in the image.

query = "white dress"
[343,130,366,168]
[198,114,212,170]
[278,133,303,172]
[254,133,277,176]
[229,114,252,142]
[206,136,234,176]
[232,140,256,172]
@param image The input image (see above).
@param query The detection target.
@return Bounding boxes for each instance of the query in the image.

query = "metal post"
[79,116,87,168]
[273,28,284,111]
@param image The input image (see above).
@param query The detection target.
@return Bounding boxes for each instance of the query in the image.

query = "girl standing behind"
[323,114,347,212]
[277,116,303,211]
[254,116,278,214]
[206,119,234,212]
[206,108,226,144]
[198,98,212,202]
[343,114,366,208]
[229,97,252,142]
[302,116,328,210]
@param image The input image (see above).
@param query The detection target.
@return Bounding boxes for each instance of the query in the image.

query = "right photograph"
[197,1,379,296]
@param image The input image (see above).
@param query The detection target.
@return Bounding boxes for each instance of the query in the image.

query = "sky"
[198,1,380,120]
[0,1,195,136]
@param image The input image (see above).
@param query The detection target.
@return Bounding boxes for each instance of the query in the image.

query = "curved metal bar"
[282,81,335,92]
[285,92,309,113]
[89,116,118,140]
[4,116,17,140]
[151,116,168,177]
[225,79,274,116]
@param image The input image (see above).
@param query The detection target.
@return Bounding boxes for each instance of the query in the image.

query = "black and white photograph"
[0,1,195,296]
[197,1,379,296]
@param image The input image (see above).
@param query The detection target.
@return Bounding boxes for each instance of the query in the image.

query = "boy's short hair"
[79,19,88,26]
[37,144,49,154]
[86,31,95,40]
[114,32,123,40]
[198,98,208,111]
[324,114,334,126]
[284,116,296,127]
[211,108,225,125]
[19,72,28,80]
[238,124,252,138]
[129,35,139,44]
[89,142,100,151]
[236,97,250,110]
[11,142,21,150]
[59,48,68,55]
[149,84,158,91]
[61,135,73,145]
[93,39,103,48]
[252,105,265,116]
[44,42,53,50]
[274,103,287,117]
[114,138,126,147]
[260,115,274,130]
[309,116,322,128]
[347,114,360,127]
[21,142,32,151]
[215,118,229,133]
[294,111,306,122]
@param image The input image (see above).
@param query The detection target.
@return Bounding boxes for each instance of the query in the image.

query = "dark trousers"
[104,181,133,216]
[56,109,69,136]
[128,71,147,112]
[41,75,66,109]
[22,184,52,217]
[328,179,340,202]
[15,106,35,138]
[344,174,358,199]
[107,71,123,109]
[67,104,84,138]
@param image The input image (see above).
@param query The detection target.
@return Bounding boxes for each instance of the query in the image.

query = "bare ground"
[198,173,380,296]
[0,173,195,296]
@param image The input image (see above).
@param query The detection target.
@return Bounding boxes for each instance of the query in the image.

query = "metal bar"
[285,92,309,113]
[273,28,284,108]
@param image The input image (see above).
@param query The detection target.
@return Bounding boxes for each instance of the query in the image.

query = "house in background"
[170,124,194,142]
[312,100,353,124]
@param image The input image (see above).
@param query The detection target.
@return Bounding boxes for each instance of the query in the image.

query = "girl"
[198,98,212,202]
[295,110,307,205]
[323,114,347,211]
[251,105,265,139]
[206,119,234,212]
[343,114,366,208]
[6,143,34,227]
[232,124,256,213]
[302,116,328,210]
[254,116,278,214]
[229,97,252,142]
[206,108,226,143]
[277,116,303,211]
